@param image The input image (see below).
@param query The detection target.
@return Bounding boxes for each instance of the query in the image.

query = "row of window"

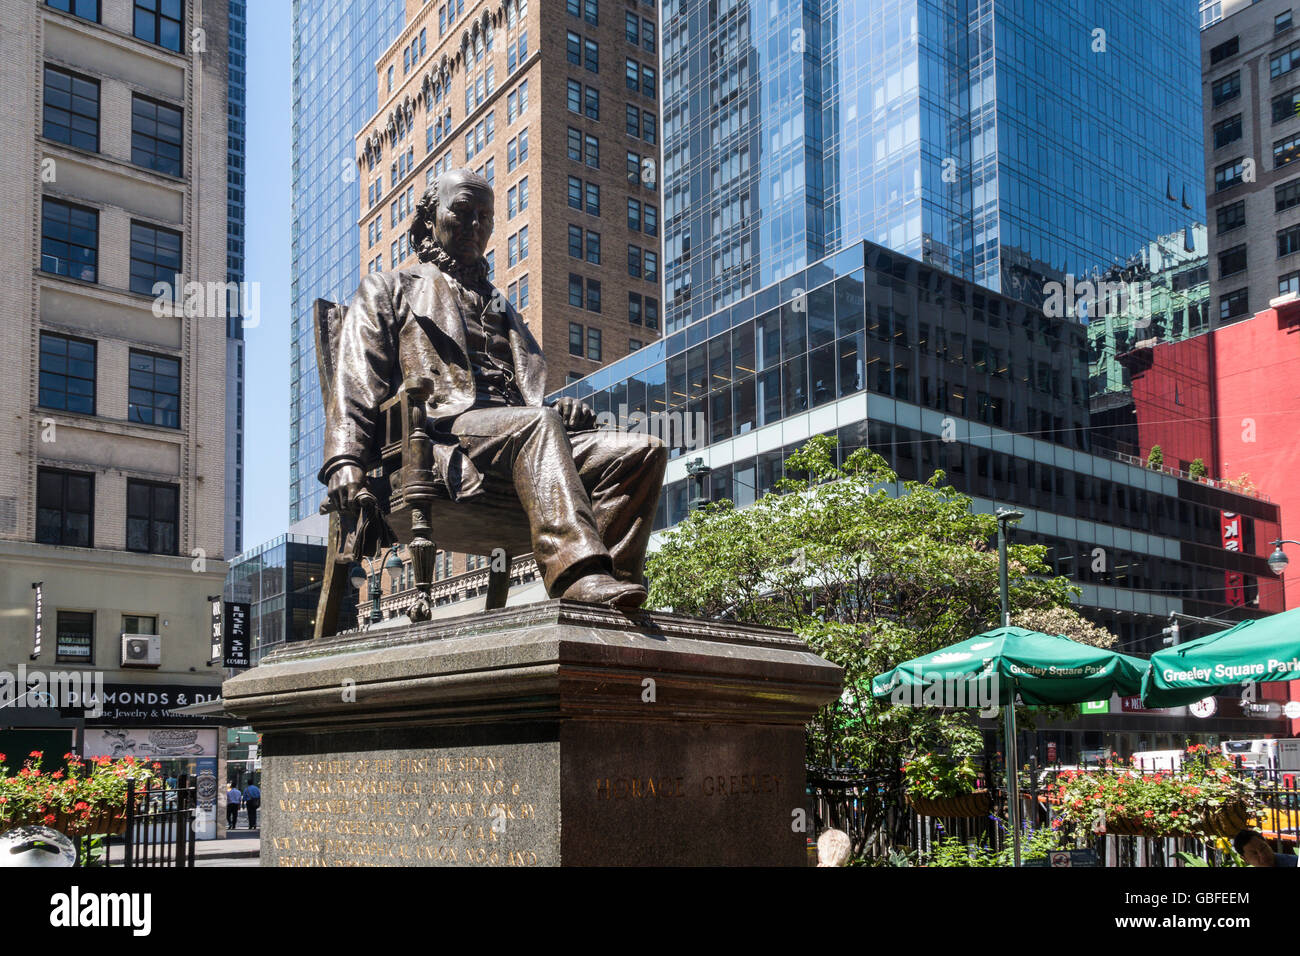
[42,197,181,299]
[40,331,180,427]
[43,64,183,176]
[38,466,178,554]
[41,610,159,663]
[46,0,184,53]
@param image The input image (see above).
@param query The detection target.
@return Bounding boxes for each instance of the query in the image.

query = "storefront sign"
[30,582,42,660]
[82,727,218,759]
[72,683,223,725]
[1221,512,1245,606]
[223,601,250,668]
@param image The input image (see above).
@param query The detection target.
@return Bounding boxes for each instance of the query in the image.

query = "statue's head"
[409,168,495,266]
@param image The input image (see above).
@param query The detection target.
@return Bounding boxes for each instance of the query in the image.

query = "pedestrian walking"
[226,784,242,831]
[243,782,261,829]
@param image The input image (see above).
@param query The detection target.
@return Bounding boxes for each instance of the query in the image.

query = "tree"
[1147,445,1163,470]
[1189,458,1207,480]
[646,435,1115,773]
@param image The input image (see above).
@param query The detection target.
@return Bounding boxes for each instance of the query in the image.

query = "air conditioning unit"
[121,634,161,668]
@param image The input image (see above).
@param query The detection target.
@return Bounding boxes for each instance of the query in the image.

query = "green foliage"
[1147,445,1163,470]
[925,820,1064,867]
[902,753,980,799]
[1189,458,1207,480]
[646,435,1112,774]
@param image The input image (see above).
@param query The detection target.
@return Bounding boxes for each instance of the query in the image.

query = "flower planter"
[2,805,129,837]
[907,789,992,818]
[1099,801,1251,839]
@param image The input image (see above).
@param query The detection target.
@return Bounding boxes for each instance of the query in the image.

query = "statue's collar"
[422,244,491,295]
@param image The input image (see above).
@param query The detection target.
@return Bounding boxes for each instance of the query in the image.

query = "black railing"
[807,759,1300,867]
[122,776,196,868]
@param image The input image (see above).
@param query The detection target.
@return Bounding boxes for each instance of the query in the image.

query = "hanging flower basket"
[908,789,993,818]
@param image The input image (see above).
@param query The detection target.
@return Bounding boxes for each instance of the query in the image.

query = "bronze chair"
[312,298,534,638]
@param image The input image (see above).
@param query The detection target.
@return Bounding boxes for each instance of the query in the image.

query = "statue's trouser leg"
[449,406,611,593]
[566,429,668,584]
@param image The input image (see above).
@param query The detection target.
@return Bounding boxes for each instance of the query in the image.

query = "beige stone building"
[346,0,662,610]
[0,0,231,751]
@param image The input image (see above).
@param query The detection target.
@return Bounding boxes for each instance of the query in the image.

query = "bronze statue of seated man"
[320,168,667,610]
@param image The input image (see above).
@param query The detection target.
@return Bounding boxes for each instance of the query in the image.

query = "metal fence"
[808,759,1300,866]
[75,776,196,868]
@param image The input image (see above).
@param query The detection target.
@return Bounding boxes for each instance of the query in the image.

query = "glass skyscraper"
[661,0,1206,333]
[226,0,247,556]
[289,0,406,523]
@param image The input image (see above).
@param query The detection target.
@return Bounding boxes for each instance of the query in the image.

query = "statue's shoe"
[560,573,647,610]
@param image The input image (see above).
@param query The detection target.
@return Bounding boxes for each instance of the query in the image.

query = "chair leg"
[485,551,511,610]
[315,511,347,639]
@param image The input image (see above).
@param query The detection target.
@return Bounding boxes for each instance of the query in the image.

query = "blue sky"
[240,1,291,551]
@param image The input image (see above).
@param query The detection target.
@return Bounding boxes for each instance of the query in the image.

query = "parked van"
[1129,750,1183,771]
[1222,739,1279,769]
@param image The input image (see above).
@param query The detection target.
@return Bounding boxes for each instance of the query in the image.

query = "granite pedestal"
[221,600,843,867]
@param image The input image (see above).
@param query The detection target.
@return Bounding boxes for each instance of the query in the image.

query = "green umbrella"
[871,626,1148,706]
[1141,606,1300,708]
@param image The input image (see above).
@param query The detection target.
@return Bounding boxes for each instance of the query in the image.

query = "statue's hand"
[326,464,368,513]
[553,397,597,431]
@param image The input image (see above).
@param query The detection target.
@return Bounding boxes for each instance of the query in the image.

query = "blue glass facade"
[289,0,406,523]
[661,0,1205,333]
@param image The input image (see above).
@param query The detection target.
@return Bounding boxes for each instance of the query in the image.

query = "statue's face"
[434,175,494,263]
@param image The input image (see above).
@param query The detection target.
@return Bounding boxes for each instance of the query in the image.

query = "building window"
[566,31,581,65]
[126,479,178,554]
[47,0,101,22]
[642,110,656,145]
[1279,179,1300,213]
[567,127,582,162]
[645,297,659,330]
[625,11,640,45]
[129,221,182,297]
[585,181,600,216]
[586,327,602,361]
[132,94,183,176]
[584,38,599,72]
[37,468,93,548]
[628,245,642,278]
[1273,87,1300,123]
[1280,223,1300,257]
[1218,244,1247,278]
[1281,270,1300,295]
[1217,198,1246,233]
[629,291,642,325]
[586,278,601,313]
[569,320,583,355]
[567,78,582,113]
[1209,36,1238,65]
[568,175,583,210]
[39,332,95,414]
[629,338,642,352]
[517,274,529,309]
[1276,134,1300,168]
[585,86,599,119]
[585,230,600,265]
[122,614,157,635]
[1214,158,1245,190]
[1281,10,1295,33]
[43,66,99,152]
[56,611,95,664]
[644,250,657,281]
[1213,114,1242,149]
[568,224,583,258]
[628,198,641,231]
[1211,72,1240,107]
[128,350,180,428]
[1273,39,1300,79]
[133,0,183,52]
[644,203,657,236]
[1219,288,1249,321]
[41,198,98,282]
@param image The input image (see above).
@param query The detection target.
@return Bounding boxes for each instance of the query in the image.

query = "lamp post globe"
[1269,541,1289,576]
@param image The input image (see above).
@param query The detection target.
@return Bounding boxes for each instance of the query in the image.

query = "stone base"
[221,600,842,867]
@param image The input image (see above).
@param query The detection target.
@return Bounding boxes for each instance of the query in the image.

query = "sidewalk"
[194,829,260,867]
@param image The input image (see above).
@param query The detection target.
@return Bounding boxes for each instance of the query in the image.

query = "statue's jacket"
[320,263,548,500]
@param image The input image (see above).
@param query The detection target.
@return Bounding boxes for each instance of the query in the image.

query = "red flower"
[28,751,41,759]
[74,801,89,811]
[1144,811,1155,818]
[51,771,63,780]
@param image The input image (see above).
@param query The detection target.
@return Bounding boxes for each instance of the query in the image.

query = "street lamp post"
[366,546,406,625]
[1267,539,1300,577]
[996,506,1024,868]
